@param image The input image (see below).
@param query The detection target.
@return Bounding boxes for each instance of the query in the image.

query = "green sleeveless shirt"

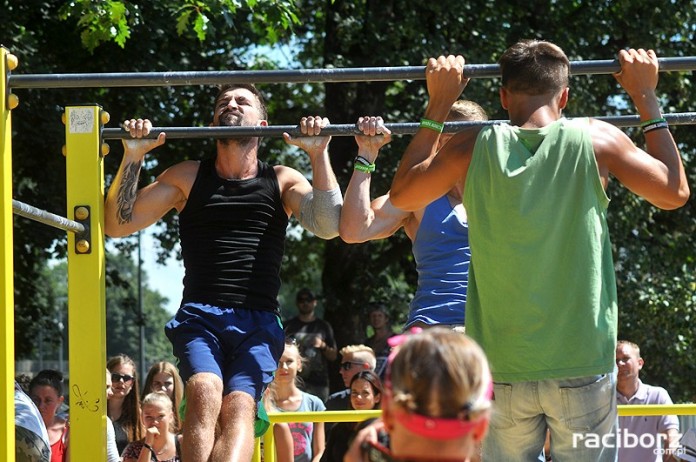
[463,118,617,382]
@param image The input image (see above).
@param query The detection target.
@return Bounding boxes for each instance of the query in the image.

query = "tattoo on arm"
[116,161,142,225]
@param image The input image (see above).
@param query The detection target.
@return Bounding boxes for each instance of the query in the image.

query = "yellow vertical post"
[65,104,107,461]
[1,46,17,462]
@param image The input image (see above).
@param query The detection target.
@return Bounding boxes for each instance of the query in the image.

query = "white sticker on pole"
[69,108,95,134]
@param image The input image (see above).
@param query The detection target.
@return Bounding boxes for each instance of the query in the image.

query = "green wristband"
[420,118,444,133]
[354,163,375,173]
[639,117,666,128]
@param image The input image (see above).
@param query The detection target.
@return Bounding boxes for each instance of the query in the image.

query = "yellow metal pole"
[618,404,696,417]
[1,46,17,462]
[65,104,107,461]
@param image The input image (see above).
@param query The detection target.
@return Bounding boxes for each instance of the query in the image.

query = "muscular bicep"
[591,119,686,209]
[105,164,190,237]
[340,193,410,243]
[277,165,310,218]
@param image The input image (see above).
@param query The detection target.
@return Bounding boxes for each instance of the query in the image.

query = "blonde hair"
[448,100,488,122]
[389,328,491,422]
[340,344,377,370]
[141,392,176,433]
[617,340,641,357]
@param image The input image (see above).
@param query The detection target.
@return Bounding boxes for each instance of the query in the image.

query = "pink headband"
[385,328,492,440]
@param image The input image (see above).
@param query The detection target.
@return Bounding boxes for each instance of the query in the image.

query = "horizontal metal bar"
[101,112,696,139]
[9,57,696,89]
[12,199,85,233]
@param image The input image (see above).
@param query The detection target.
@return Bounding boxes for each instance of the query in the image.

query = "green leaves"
[59,0,131,52]
[59,0,300,50]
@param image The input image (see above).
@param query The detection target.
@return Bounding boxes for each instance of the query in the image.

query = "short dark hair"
[215,83,268,120]
[29,369,64,396]
[499,39,569,95]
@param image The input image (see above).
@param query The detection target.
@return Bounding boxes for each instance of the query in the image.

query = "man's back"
[464,119,616,382]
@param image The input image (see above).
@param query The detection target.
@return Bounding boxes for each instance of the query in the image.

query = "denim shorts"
[165,303,285,401]
[483,373,618,462]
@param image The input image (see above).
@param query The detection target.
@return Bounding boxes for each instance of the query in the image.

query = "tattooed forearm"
[116,161,142,225]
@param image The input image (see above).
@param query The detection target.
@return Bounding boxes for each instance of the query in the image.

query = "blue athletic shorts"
[165,303,285,401]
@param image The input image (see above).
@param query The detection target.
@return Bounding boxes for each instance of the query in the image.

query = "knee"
[187,373,223,395]
[220,391,256,422]
[185,373,223,411]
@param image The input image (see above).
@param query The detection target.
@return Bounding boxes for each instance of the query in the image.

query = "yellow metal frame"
[1,46,16,462]
[256,410,382,462]
[65,104,107,460]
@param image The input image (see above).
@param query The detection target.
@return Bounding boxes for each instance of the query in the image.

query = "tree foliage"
[3,0,695,400]
[28,254,175,373]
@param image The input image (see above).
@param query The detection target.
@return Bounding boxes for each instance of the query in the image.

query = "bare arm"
[311,421,325,462]
[390,55,475,211]
[593,48,689,210]
[662,427,680,461]
[273,423,294,462]
[104,119,189,237]
[279,116,342,239]
[340,116,412,242]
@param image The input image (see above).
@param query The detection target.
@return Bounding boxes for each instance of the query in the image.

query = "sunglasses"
[340,361,364,371]
[111,373,134,383]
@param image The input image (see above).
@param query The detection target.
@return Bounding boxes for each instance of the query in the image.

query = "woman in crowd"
[29,370,68,462]
[345,328,492,462]
[121,392,182,462]
[268,337,326,462]
[141,361,184,432]
[321,370,382,462]
[107,354,143,454]
[105,368,120,462]
[261,387,294,462]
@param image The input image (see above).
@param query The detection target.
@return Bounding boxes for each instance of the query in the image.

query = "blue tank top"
[407,194,469,327]
[178,157,288,312]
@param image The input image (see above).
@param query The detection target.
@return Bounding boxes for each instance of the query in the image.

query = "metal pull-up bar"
[11,199,85,233]
[100,112,696,140]
[8,57,696,89]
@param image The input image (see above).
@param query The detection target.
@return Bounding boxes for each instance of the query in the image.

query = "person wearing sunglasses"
[325,345,376,411]
[344,328,491,462]
[107,354,143,454]
[323,344,376,435]
[283,288,338,402]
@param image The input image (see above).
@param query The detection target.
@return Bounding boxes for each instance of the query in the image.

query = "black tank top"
[178,157,288,312]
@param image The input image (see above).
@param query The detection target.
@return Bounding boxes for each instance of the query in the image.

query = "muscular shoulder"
[159,160,200,200]
[588,118,636,171]
[273,164,307,190]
